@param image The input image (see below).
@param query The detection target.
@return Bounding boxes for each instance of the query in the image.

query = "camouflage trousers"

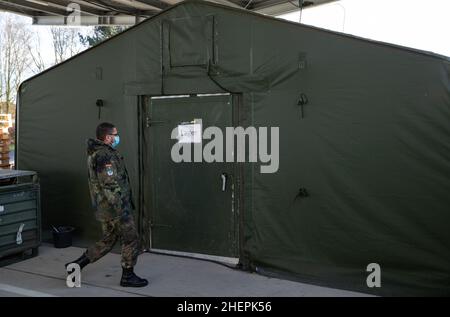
[85,214,139,269]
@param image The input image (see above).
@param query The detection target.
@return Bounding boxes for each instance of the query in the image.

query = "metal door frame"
[138,93,246,265]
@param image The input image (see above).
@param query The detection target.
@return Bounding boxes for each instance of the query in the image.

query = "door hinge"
[150,222,172,228]
[146,117,166,127]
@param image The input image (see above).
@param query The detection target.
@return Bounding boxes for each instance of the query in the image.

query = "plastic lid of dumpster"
[0,169,36,180]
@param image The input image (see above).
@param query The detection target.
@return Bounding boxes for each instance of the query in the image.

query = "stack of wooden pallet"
[0,132,11,169]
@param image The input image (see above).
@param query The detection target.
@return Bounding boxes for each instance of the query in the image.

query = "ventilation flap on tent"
[162,16,216,73]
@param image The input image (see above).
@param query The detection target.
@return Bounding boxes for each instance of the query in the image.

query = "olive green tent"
[17,0,450,296]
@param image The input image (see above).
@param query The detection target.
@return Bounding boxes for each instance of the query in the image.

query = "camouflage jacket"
[86,138,134,220]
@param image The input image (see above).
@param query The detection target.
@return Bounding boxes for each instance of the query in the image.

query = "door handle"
[221,173,228,192]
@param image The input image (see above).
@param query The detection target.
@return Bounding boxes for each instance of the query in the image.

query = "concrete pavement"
[0,244,371,297]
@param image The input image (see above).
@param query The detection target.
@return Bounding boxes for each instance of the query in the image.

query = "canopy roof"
[0,0,336,25]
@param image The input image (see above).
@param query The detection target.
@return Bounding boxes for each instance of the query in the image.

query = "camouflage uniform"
[84,138,139,269]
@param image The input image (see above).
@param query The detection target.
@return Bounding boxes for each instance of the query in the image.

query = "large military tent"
[17,0,450,296]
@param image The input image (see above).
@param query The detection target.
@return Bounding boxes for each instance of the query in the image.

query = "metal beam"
[158,0,243,9]
[32,14,147,25]
[43,0,104,16]
[158,0,183,5]
[86,0,159,16]
[206,0,242,9]
[67,0,108,11]
[0,3,35,17]
[110,0,162,11]
[0,0,65,16]
[253,0,338,15]
[136,0,171,10]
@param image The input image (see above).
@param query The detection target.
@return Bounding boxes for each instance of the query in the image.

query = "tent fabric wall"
[17,0,450,295]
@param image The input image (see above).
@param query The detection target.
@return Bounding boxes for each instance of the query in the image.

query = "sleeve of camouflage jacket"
[95,153,124,217]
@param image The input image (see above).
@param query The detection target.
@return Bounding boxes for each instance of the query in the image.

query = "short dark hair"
[96,122,115,141]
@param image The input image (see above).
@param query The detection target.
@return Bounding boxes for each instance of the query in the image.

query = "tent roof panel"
[19,0,450,89]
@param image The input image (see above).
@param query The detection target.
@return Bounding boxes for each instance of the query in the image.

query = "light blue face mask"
[111,135,120,148]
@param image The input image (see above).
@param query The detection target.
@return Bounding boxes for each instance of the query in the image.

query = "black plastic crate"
[0,170,41,262]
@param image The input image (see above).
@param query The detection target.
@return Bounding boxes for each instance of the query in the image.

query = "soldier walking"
[66,122,148,287]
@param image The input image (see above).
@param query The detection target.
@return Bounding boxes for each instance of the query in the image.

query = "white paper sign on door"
[177,122,202,143]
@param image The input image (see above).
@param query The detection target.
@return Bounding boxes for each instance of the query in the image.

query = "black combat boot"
[65,253,90,271]
[120,267,148,287]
